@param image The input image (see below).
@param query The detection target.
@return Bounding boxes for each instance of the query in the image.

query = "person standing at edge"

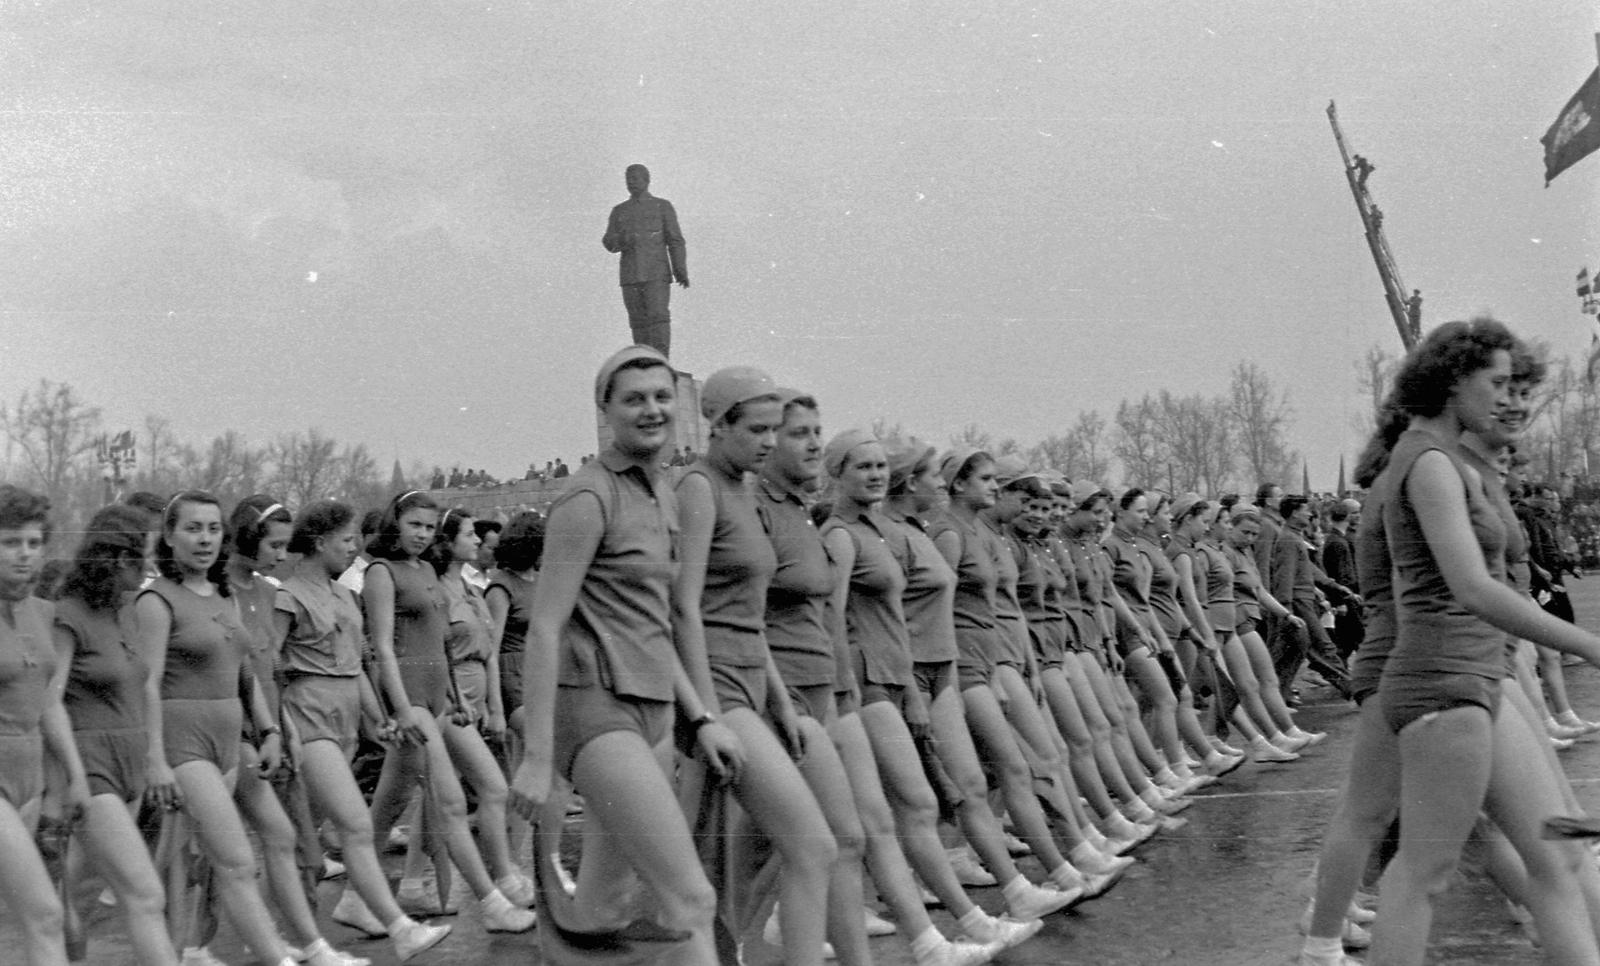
[603,164,688,357]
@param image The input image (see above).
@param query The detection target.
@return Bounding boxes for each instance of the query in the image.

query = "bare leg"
[1307,700,1398,940]
[0,796,69,966]
[793,715,871,966]
[75,794,179,966]
[298,740,407,925]
[234,756,323,946]
[440,720,517,882]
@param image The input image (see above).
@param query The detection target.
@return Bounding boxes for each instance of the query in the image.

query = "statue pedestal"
[596,368,708,459]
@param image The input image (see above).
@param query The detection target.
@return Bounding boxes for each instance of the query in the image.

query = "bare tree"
[870,418,908,446]
[1351,344,1397,437]
[180,431,269,505]
[271,429,340,506]
[950,423,993,450]
[1156,391,1233,494]
[1229,362,1297,488]
[1068,411,1111,483]
[1113,394,1166,486]
[137,414,184,494]
[334,442,384,507]
[0,380,102,501]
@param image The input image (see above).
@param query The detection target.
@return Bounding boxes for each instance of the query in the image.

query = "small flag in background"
[1581,267,1593,298]
[1543,68,1600,184]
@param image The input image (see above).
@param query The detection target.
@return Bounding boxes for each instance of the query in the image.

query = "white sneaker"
[392,920,453,963]
[386,826,410,851]
[960,911,1043,950]
[1140,786,1191,814]
[321,856,347,880]
[1070,843,1135,878]
[495,872,536,909]
[305,942,372,966]
[1005,880,1079,920]
[946,846,997,886]
[331,891,389,938]
[920,883,942,906]
[915,938,997,966]
[1297,952,1366,966]
[1558,710,1600,734]
[1288,727,1327,746]
[1346,901,1376,924]
[763,909,837,959]
[397,877,459,917]
[1252,736,1300,763]
[481,891,537,934]
[1273,733,1311,753]
[1341,920,1371,950]
[180,948,229,966]
[1003,832,1031,855]
[863,907,898,937]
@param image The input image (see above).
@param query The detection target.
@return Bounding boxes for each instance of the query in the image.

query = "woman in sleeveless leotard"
[133,491,296,966]
[273,500,450,962]
[361,490,535,935]
[507,346,743,964]
[0,485,84,966]
[1360,319,1600,966]
[55,505,177,966]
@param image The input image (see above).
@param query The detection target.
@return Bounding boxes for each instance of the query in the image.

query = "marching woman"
[509,345,744,965]
[760,401,1007,966]
[273,500,451,962]
[928,448,1109,904]
[672,367,838,966]
[428,509,533,906]
[484,512,542,860]
[1185,504,1273,753]
[1362,319,1600,966]
[361,490,535,934]
[133,490,296,966]
[55,505,179,966]
[1138,493,1242,778]
[224,496,368,966]
[0,485,86,966]
[1100,489,1207,792]
[1220,506,1319,761]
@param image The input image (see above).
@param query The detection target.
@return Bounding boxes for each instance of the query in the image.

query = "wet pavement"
[25,581,1600,966]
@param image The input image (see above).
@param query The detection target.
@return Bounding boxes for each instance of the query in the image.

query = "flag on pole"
[1337,455,1347,496]
[1542,68,1600,184]
[1302,460,1311,497]
[1582,267,1593,298]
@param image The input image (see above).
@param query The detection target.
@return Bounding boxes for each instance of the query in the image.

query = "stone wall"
[425,477,569,519]
[596,369,708,458]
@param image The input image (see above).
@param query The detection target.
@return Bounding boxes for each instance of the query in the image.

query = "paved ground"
[25,578,1600,966]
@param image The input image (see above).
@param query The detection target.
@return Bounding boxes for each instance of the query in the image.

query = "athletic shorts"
[1236,616,1258,639]
[914,660,956,704]
[498,648,524,714]
[0,733,42,807]
[282,675,362,756]
[552,684,672,781]
[1380,671,1502,734]
[1031,624,1066,670]
[455,660,489,719]
[834,687,860,717]
[76,727,147,801]
[788,683,836,723]
[711,662,768,715]
[163,698,242,773]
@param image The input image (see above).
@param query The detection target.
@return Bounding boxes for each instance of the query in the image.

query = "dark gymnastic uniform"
[275,568,366,755]
[929,512,1008,692]
[679,452,778,715]
[370,559,451,717]
[441,575,495,719]
[140,577,249,773]
[0,595,57,806]
[486,570,535,716]
[824,503,914,710]
[551,450,680,779]
[1103,530,1155,657]
[884,508,960,702]
[57,595,147,801]
[1377,428,1509,732]
[759,475,840,721]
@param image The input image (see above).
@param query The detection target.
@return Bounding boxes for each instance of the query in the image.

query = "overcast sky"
[3,1,1598,488]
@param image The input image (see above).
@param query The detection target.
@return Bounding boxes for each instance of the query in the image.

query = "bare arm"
[362,563,424,744]
[671,472,720,707]
[1410,452,1600,663]
[511,491,603,812]
[44,620,90,814]
[1173,554,1217,651]
[133,592,180,810]
[484,585,511,733]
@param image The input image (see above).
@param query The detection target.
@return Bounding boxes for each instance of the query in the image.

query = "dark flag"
[1581,267,1593,300]
[1337,455,1347,497]
[1542,68,1600,184]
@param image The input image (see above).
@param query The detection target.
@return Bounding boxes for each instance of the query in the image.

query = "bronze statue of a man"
[602,164,688,356]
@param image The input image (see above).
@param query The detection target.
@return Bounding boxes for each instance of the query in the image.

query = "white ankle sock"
[909,926,944,958]
[957,907,988,933]
[1303,934,1342,956]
